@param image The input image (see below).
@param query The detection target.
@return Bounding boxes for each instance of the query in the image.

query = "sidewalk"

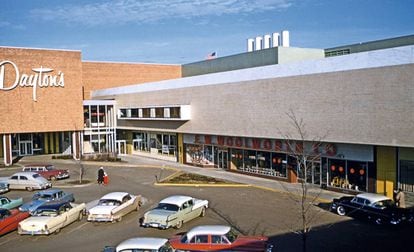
[16,154,349,203]
[119,155,348,203]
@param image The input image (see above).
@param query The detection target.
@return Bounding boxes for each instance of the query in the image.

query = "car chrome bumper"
[57,173,70,179]
[87,216,113,222]
[141,222,168,229]
[18,229,50,235]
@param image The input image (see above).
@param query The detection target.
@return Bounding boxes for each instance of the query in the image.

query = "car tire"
[375,218,383,225]
[50,176,57,181]
[26,187,34,191]
[55,228,61,234]
[78,212,83,221]
[336,206,346,216]
[175,220,183,229]
[200,207,206,217]
[117,216,122,222]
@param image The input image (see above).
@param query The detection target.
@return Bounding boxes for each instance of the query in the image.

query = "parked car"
[22,164,69,181]
[141,195,208,229]
[87,192,141,222]
[0,182,9,194]
[330,193,407,225]
[103,237,174,252]
[2,172,51,191]
[0,208,30,236]
[0,196,23,210]
[170,225,273,252]
[18,201,85,235]
[19,189,74,213]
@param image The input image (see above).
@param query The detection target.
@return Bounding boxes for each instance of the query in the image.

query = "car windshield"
[32,209,58,217]
[225,228,238,243]
[372,199,395,209]
[99,199,121,206]
[32,173,40,178]
[34,194,53,200]
[155,203,179,212]
[46,165,56,171]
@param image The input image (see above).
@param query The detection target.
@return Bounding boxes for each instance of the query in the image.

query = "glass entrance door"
[116,140,126,155]
[312,162,321,185]
[218,149,228,169]
[19,141,33,156]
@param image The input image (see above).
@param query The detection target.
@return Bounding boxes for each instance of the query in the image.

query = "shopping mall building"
[1,33,414,200]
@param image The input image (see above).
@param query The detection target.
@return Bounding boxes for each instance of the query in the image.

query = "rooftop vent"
[247,30,289,52]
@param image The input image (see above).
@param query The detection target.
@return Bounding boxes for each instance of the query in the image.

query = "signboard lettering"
[0,60,65,101]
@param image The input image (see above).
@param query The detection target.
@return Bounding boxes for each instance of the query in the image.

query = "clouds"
[30,0,293,26]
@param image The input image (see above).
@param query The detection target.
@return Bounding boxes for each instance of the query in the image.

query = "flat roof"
[92,45,414,99]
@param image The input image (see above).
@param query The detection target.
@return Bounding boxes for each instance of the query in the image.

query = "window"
[11,176,18,180]
[131,108,138,118]
[190,235,208,243]
[155,107,164,118]
[123,194,132,203]
[142,108,150,118]
[170,107,180,118]
[212,235,229,244]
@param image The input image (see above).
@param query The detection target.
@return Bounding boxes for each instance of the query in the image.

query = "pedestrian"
[97,166,105,185]
[394,188,405,208]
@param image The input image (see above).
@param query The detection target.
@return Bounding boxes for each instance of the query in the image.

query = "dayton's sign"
[0,60,65,101]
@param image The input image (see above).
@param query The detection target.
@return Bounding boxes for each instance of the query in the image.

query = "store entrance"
[19,141,33,156]
[306,161,321,185]
[216,149,228,169]
[116,140,126,155]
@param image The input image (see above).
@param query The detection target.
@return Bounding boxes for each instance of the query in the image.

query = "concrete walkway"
[16,154,349,203]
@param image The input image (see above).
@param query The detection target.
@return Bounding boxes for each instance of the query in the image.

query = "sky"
[1,0,413,64]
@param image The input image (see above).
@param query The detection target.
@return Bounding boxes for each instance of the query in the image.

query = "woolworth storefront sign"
[0,60,65,101]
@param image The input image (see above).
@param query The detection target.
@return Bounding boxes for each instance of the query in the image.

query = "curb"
[154,182,250,188]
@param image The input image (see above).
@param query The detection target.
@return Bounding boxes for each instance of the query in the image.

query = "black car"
[330,193,406,225]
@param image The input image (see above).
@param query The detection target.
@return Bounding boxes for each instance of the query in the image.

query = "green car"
[0,196,23,210]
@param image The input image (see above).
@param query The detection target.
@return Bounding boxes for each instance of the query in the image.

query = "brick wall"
[0,47,84,134]
[82,61,181,99]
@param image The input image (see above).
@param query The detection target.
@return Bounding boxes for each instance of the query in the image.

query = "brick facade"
[0,47,84,134]
[82,61,181,99]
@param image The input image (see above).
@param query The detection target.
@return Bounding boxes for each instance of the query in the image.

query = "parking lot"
[0,156,413,252]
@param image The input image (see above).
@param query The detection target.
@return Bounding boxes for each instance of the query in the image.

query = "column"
[3,134,12,166]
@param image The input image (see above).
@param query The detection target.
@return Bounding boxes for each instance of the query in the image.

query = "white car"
[87,192,142,222]
[18,201,85,235]
[4,172,51,191]
[141,195,208,229]
[104,237,174,252]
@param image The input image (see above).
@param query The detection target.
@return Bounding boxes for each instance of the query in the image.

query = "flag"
[206,51,216,60]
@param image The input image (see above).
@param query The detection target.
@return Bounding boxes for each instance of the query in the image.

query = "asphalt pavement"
[14,154,349,203]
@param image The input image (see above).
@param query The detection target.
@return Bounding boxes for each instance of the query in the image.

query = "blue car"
[19,189,74,213]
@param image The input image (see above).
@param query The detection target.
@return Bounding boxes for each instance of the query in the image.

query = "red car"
[169,225,273,252]
[0,208,30,236]
[22,164,70,181]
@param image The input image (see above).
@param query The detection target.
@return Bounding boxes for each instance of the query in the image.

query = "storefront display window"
[272,153,287,177]
[185,144,214,166]
[400,160,414,192]
[328,159,368,191]
[329,159,346,188]
[231,149,244,170]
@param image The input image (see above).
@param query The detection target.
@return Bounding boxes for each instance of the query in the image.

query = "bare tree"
[279,109,328,252]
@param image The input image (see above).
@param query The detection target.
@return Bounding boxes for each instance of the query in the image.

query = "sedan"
[330,193,406,225]
[18,201,86,235]
[19,188,74,212]
[141,195,208,229]
[103,237,174,252]
[0,182,9,194]
[87,192,141,223]
[0,208,30,236]
[169,225,273,252]
[0,196,23,210]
